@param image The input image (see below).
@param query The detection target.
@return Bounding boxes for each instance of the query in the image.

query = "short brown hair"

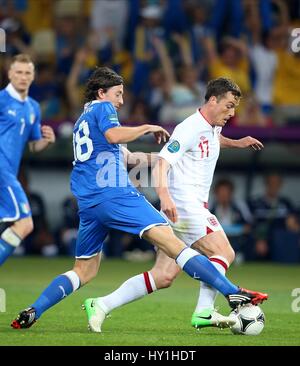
[11,54,34,65]
[205,77,241,102]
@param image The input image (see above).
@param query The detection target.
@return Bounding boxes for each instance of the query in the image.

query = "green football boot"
[82,298,107,333]
[191,308,236,329]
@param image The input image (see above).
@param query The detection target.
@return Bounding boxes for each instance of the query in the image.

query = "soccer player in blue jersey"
[12,67,267,330]
[0,54,55,266]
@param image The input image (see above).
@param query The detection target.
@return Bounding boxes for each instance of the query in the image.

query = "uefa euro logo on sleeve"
[0,28,6,52]
[167,140,180,153]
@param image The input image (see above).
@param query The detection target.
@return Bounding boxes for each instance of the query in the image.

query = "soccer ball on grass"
[229,304,265,335]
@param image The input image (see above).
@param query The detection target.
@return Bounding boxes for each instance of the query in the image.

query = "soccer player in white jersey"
[81,77,266,332]
[12,70,267,330]
[0,54,55,266]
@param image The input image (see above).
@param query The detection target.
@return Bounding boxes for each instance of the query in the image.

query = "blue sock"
[176,248,239,296]
[31,272,80,318]
[0,238,16,265]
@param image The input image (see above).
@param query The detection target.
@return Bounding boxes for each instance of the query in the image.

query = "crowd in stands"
[1,0,300,131]
[1,0,300,262]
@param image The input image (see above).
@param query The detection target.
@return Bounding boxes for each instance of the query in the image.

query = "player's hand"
[160,195,178,223]
[238,136,264,150]
[146,125,170,144]
[41,125,56,144]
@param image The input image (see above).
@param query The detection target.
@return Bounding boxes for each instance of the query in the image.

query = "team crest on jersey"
[30,113,35,124]
[208,216,218,227]
[20,202,30,214]
[167,140,180,153]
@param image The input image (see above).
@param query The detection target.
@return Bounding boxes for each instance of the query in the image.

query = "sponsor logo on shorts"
[208,216,218,227]
[167,140,180,153]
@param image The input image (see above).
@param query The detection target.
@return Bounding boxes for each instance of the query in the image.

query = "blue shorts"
[0,180,31,223]
[75,193,168,258]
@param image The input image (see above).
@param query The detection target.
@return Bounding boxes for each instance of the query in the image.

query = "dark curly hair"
[84,66,123,103]
[205,77,241,102]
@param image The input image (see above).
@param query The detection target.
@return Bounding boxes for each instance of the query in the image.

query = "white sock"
[195,256,229,313]
[97,272,157,314]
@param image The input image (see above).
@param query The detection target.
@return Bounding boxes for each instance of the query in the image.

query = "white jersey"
[159,109,222,204]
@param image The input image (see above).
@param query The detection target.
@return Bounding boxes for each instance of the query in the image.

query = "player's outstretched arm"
[219,134,264,151]
[105,125,169,144]
[122,147,158,168]
[152,157,178,223]
[29,125,56,152]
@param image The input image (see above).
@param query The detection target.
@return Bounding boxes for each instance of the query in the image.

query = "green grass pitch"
[0,257,300,346]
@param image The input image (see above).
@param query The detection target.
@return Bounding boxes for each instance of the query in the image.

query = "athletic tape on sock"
[1,228,21,247]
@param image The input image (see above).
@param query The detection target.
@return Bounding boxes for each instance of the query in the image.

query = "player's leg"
[83,250,180,332]
[83,195,267,332]
[190,230,236,328]
[143,225,268,308]
[97,194,240,297]
[11,206,106,329]
[0,184,33,265]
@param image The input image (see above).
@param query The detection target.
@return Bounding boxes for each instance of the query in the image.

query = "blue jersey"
[0,84,42,185]
[71,101,137,210]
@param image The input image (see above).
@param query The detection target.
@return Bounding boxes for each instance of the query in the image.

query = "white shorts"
[160,199,223,247]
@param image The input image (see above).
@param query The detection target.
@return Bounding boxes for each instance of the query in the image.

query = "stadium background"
[1,0,300,262]
[1,0,300,347]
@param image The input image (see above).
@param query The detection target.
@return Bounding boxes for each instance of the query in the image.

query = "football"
[229,304,265,335]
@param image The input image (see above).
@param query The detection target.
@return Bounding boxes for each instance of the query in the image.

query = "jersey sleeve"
[97,102,120,134]
[29,102,42,141]
[159,123,196,165]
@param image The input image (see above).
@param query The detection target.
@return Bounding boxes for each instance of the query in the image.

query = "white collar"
[5,83,28,102]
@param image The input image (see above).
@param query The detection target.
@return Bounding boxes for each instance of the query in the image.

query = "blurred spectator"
[246,1,278,116]
[208,0,244,40]
[131,3,166,95]
[126,98,151,124]
[248,173,298,261]
[152,34,206,124]
[184,3,212,67]
[203,34,252,118]
[66,40,99,119]
[55,16,83,77]
[272,26,300,125]
[144,67,168,121]
[30,62,65,120]
[236,95,272,127]
[0,17,32,56]
[210,178,253,263]
[21,0,54,34]
[18,168,58,257]
[90,0,129,52]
